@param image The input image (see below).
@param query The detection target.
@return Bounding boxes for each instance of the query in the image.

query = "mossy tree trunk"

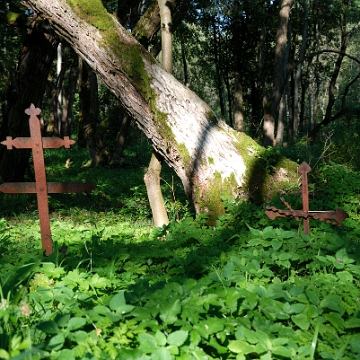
[20,0,298,220]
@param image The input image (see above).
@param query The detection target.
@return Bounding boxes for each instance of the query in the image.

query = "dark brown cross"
[265,161,348,235]
[0,104,96,255]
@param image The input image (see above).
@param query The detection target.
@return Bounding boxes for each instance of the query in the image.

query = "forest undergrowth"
[1,138,360,360]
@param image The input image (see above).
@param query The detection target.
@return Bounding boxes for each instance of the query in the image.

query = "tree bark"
[232,0,244,132]
[61,49,78,137]
[132,1,160,39]
[143,0,173,228]
[20,0,298,218]
[291,0,307,141]
[78,59,102,165]
[275,90,286,147]
[144,151,169,227]
[211,17,226,119]
[56,43,63,136]
[180,36,189,87]
[46,43,66,136]
[263,0,291,147]
[111,111,131,164]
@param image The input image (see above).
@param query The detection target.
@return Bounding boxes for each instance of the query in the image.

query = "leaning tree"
[18,0,297,221]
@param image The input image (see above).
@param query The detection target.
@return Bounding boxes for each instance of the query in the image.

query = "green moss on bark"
[67,0,153,101]
[195,172,238,225]
[231,131,298,203]
[206,111,218,125]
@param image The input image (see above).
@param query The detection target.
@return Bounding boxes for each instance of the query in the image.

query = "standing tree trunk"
[224,69,233,128]
[56,43,63,136]
[20,0,298,220]
[180,36,189,87]
[111,111,131,164]
[211,17,226,119]
[275,89,287,147]
[291,0,308,141]
[78,59,101,164]
[144,0,174,227]
[257,26,267,139]
[47,43,66,136]
[232,0,244,132]
[263,0,291,147]
[0,28,58,181]
[61,49,78,137]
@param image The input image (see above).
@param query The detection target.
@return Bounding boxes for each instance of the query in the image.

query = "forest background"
[1,0,360,359]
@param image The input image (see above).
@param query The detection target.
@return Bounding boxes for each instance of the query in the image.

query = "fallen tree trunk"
[20,0,298,221]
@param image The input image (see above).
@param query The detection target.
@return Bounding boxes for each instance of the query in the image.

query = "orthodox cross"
[265,161,348,235]
[0,104,96,255]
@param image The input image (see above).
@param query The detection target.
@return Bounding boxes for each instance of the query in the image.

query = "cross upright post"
[26,104,52,254]
[298,162,311,235]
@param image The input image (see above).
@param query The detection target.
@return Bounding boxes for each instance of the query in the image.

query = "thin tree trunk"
[78,59,101,164]
[275,90,287,146]
[311,12,321,131]
[144,0,173,228]
[158,0,173,73]
[111,111,131,164]
[47,79,58,136]
[224,70,233,128]
[232,0,244,132]
[263,0,292,147]
[233,80,244,132]
[292,0,307,141]
[211,17,226,119]
[250,81,261,138]
[299,77,307,135]
[180,36,189,87]
[56,43,63,135]
[47,43,67,136]
[256,26,267,139]
[145,152,169,227]
[61,50,78,137]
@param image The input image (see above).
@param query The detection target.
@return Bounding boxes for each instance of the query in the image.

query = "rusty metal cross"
[265,161,348,235]
[0,104,96,255]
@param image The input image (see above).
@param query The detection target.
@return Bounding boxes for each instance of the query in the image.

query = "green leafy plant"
[1,136,360,359]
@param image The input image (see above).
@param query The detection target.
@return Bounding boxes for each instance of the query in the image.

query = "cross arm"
[0,181,96,194]
[265,206,348,224]
[1,136,75,150]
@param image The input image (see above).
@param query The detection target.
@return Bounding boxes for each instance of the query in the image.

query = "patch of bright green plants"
[1,194,360,359]
[1,143,360,359]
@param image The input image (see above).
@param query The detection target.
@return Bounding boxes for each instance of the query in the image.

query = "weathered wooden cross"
[0,104,96,255]
[265,161,348,235]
